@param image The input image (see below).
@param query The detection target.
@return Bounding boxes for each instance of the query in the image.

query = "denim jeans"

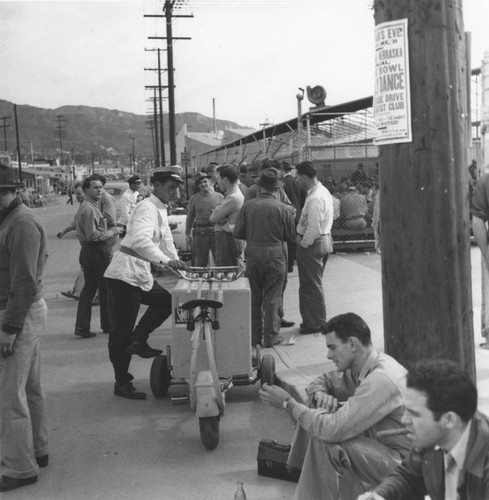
[0,299,49,479]
[192,228,216,266]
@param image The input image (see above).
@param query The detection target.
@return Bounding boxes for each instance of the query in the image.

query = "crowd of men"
[2,158,489,498]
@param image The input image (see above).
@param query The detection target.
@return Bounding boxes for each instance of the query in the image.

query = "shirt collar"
[150,193,168,209]
[355,350,378,382]
[306,182,321,197]
[445,420,472,470]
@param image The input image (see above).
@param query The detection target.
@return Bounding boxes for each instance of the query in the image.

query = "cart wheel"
[199,416,220,450]
[260,354,275,387]
[150,355,171,398]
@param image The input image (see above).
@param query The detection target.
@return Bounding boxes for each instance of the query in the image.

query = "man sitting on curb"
[259,312,410,500]
[358,359,489,500]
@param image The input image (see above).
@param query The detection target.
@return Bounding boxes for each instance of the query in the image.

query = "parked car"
[104,181,129,220]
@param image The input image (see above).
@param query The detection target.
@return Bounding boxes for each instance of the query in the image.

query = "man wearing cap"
[340,184,368,230]
[209,165,245,266]
[0,166,49,491]
[295,161,334,335]
[118,175,141,228]
[185,171,223,266]
[234,168,296,347]
[104,166,186,400]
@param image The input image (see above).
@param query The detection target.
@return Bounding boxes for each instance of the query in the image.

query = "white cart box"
[171,278,251,379]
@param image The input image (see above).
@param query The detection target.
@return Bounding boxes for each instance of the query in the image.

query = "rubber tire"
[260,354,276,387]
[150,355,171,398]
[199,416,220,450]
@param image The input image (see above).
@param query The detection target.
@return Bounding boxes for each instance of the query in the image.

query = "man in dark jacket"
[234,168,296,347]
[358,359,489,500]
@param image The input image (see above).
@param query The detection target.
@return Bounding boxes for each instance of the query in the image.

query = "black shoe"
[280,319,295,328]
[114,382,147,400]
[0,475,38,492]
[264,335,284,348]
[126,342,162,359]
[74,330,96,338]
[36,454,49,468]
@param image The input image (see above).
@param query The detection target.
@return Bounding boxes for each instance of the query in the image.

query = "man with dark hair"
[359,359,489,500]
[185,171,223,266]
[295,161,334,334]
[234,168,296,348]
[0,166,49,492]
[73,175,121,338]
[104,166,186,399]
[209,164,244,266]
[259,312,410,500]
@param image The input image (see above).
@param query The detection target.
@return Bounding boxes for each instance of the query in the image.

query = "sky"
[1,0,488,130]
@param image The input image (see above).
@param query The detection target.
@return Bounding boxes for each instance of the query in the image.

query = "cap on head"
[257,167,281,190]
[151,165,184,184]
[194,171,211,183]
[0,165,23,189]
[127,175,141,184]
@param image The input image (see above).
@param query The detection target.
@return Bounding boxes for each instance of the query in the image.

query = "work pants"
[246,244,286,346]
[0,299,49,479]
[214,231,241,266]
[75,243,112,334]
[297,235,330,330]
[192,227,216,266]
[107,278,172,385]
[288,425,404,500]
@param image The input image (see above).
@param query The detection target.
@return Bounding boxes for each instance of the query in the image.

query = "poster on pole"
[373,18,412,145]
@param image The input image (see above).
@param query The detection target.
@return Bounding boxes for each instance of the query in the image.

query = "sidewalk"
[272,250,489,415]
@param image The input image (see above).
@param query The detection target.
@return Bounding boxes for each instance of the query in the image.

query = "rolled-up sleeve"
[471,174,489,222]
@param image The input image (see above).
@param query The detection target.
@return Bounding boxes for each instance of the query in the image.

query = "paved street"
[4,197,489,499]
[12,200,296,500]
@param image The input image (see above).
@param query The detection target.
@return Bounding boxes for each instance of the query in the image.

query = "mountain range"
[0,99,244,164]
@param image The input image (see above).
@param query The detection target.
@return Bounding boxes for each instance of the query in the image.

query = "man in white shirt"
[295,161,334,335]
[358,359,489,500]
[118,175,141,227]
[104,166,185,400]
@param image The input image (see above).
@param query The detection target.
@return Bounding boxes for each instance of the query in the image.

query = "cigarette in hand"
[375,428,409,438]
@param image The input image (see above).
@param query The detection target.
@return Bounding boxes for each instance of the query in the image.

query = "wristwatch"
[282,397,292,409]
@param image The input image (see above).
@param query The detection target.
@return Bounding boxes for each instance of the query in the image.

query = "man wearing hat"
[118,175,141,228]
[104,166,186,399]
[340,183,368,229]
[0,166,49,491]
[234,168,296,347]
[185,171,223,266]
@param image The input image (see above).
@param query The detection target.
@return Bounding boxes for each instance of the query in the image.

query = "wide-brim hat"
[0,165,23,189]
[151,165,185,184]
[257,167,282,190]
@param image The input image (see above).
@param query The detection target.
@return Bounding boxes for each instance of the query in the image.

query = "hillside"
[0,100,244,164]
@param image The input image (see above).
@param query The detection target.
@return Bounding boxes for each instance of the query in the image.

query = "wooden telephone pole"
[374,0,475,377]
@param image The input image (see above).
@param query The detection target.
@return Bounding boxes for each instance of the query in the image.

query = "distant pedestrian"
[104,166,186,400]
[234,168,296,347]
[73,175,121,338]
[0,166,49,492]
[118,175,141,228]
[66,184,74,205]
[295,161,334,335]
[185,171,223,266]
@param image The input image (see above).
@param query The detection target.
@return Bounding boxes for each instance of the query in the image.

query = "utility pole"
[152,89,161,168]
[0,115,11,151]
[146,119,156,167]
[144,48,167,166]
[54,115,67,166]
[13,105,22,182]
[146,1,192,165]
[129,135,136,174]
[374,1,475,377]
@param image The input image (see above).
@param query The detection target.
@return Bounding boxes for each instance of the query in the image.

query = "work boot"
[126,342,162,358]
[280,319,295,328]
[0,476,37,492]
[74,330,97,338]
[264,335,284,348]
